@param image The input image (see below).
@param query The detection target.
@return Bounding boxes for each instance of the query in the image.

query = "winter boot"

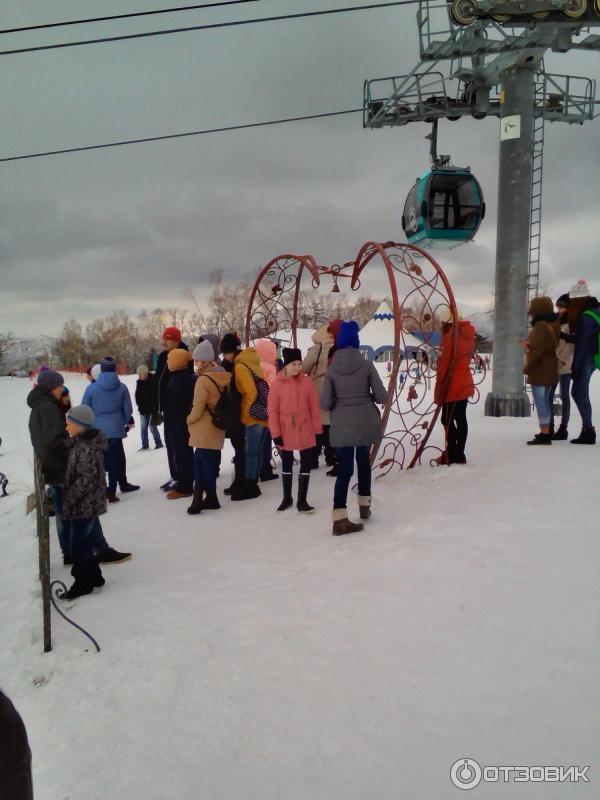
[202,491,221,511]
[63,579,94,600]
[552,424,568,441]
[331,508,364,536]
[231,479,261,501]
[571,427,596,445]
[434,451,449,466]
[326,465,339,478]
[296,474,314,513]
[527,432,552,445]
[358,495,372,520]
[167,487,193,499]
[97,548,132,564]
[154,442,164,449]
[119,481,140,493]
[106,490,120,503]
[277,473,294,511]
[187,486,204,515]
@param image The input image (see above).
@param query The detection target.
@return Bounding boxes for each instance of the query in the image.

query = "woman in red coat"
[434,310,476,464]
[268,347,323,513]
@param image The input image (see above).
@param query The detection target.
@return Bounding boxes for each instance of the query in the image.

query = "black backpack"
[204,376,241,432]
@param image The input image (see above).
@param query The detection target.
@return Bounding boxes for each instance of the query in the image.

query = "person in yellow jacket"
[232,346,270,501]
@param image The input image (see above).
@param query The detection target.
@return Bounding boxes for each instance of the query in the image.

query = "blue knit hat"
[37,369,64,391]
[337,321,360,350]
[101,356,117,373]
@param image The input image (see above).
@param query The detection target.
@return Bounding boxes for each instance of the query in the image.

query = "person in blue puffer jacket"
[82,356,138,501]
[568,279,600,445]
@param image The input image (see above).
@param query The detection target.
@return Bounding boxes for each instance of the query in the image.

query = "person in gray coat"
[320,321,387,535]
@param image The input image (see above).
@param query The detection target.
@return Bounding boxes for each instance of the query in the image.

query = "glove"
[273,436,284,447]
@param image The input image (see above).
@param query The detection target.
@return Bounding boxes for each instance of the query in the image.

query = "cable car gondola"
[402,120,485,250]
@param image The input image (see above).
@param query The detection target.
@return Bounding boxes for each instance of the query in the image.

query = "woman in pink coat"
[268,347,322,513]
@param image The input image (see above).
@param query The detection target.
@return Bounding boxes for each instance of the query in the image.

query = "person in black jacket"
[156,326,193,490]
[28,370,131,566]
[135,365,163,450]
[164,348,196,498]
[0,690,33,800]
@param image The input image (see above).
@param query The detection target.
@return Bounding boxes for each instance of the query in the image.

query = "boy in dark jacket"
[135,364,163,450]
[61,405,107,599]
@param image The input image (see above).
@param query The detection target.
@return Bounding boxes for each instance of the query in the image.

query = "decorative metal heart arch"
[245,241,485,476]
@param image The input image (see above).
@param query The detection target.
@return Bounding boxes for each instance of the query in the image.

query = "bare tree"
[55,319,88,369]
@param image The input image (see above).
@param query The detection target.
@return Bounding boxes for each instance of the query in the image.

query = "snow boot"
[552,424,568,441]
[106,490,120,503]
[527,432,552,445]
[326,465,339,478]
[202,491,221,511]
[63,579,94,600]
[296,474,314,514]
[230,479,261,501]
[332,509,364,536]
[119,482,140,493]
[277,474,294,511]
[358,495,372,520]
[571,427,596,445]
[97,548,132,564]
[260,464,279,482]
[187,486,204,515]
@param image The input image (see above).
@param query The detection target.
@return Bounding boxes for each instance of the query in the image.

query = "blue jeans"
[69,517,102,582]
[194,449,221,493]
[245,425,268,481]
[572,362,596,429]
[531,385,552,427]
[333,446,371,510]
[105,438,125,492]
[140,414,163,449]
[550,373,572,428]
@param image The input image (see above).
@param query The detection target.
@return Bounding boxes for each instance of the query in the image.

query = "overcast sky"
[1,0,599,337]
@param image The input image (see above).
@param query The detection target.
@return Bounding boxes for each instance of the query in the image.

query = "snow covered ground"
[1,372,599,800]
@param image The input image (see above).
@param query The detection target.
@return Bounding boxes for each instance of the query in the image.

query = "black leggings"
[280,449,314,475]
[441,400,468,459]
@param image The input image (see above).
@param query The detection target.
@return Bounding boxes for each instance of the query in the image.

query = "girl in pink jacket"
[268,347,322,513]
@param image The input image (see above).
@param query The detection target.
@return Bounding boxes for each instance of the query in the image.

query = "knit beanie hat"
[337,320,360,350]
[101,356,117,373]
[220,332,242,355]
[197,333,220,361]
[162,326,182,343]
[556,293,570,308]
[67,404,94,429]
[328,319,343,344]
[136,364,149,377]
[91,364,101,381]
[167,348,193,371]
[37,369,64,391]
[282,347,302,367]
[569,279,590,299]
[192,340,215,362]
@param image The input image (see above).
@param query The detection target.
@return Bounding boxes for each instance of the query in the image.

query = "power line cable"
[0,0,264,35]
[0,1,420,57]
[0,108,363,163]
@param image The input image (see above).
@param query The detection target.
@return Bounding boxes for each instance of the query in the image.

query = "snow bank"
[1,373,599,799]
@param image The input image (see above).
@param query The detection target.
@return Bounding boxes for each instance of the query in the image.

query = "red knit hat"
[328,319,343,344]
[162,326,182,343]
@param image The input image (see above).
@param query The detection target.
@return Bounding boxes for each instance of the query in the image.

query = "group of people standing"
[524,279,600,444]
[152,320,387,536]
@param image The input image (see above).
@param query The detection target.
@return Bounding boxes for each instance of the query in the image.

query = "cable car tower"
[364,2,600,417]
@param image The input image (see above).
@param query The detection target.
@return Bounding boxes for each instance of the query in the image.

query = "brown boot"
[166,489,193,500]
[358,495,372,520]
[332,509,364,536]
[106,491,120,503]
